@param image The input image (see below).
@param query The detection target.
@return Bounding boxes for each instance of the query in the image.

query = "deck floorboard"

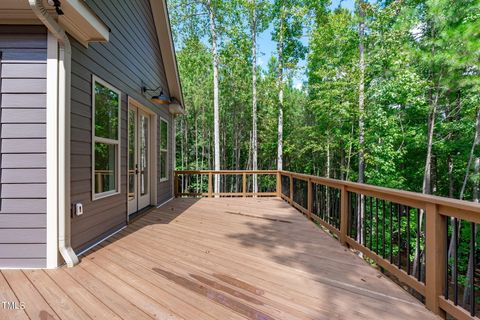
[1,197,439,320]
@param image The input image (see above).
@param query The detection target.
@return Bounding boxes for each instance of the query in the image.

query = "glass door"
[128,105,151,216]
[137,110,151,209]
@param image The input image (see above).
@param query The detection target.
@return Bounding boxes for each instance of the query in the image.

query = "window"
[160,118,168,181]
[92,76,121,199]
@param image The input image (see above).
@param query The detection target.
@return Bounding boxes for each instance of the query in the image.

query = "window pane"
[95,81,119,140]
[128,109,136,201]
[160,120,168,150]
[95,142,117,194]
[160,150,167,179]
[140,115,149,195]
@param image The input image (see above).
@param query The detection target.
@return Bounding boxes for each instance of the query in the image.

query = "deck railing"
[174,169,480,320]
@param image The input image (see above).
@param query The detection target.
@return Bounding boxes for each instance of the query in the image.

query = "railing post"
[242,173,247,197]
[425,203,446,318]
[276,171,281,197]
[307,178,312,219]
[339,185,348,246]
[289,174,294,205]
[174,172,179,197]
[208,172,213,198]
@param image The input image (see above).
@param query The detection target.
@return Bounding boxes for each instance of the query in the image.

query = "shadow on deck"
[0,197,438,320]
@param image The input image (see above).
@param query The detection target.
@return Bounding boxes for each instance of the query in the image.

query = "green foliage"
[169,0,480,304]
[169,0,480,198]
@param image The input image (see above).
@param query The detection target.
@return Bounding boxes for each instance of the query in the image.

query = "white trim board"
[46,32,60,268]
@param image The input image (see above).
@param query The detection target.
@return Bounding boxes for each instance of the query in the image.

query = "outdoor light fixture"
[142,86,171,105]
[47,0,64,15]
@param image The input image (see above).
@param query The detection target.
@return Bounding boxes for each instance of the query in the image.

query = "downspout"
[29,0,79,267]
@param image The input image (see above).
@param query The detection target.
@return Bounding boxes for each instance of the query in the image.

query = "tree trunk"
[460,108,480,200]
[180,117,185,193]
[251,0,258,193]
[195,110,199,193]
[357,0,366,185]
[346,123,354,181]
[356,0,366,244]
[207,0,221,196]
[326,138,331,214]
[446,108,480,264]
[413,69,440,279]
[201,104,206,191]
[463,157,479,306]
[448,154,454,198]
[277,4,285,171]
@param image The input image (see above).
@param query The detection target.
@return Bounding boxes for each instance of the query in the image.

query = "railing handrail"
[175,169,480,216]
[175,169,278,174]
[280,170,480,218]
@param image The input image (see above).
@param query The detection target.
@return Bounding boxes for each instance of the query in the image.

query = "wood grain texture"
[1,198,438,320]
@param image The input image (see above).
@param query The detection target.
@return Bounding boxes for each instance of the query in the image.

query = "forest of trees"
[168,0,480,201]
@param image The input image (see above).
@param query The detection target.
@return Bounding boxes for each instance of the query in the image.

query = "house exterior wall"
[0,25,47,268]
[70,0,174,252]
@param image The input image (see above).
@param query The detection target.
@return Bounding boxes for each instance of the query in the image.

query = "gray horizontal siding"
[1,124,46,138]
[0,229,46,243]
[1,63,46,78]
[2,139,46,153]
[0,214,46,228]
[2,109,46,123]
[1,78,46,93]
[0,199,47,214]
[0,34,47,49]
[0,244,45,259]
[1,93,46,108]
[70,0,173,251]
[2,154,46,168]
[0,25,47,268]
[2,184,46,198]
[1,169,46,183]
[1,49,47,63]
[0,259,46,268]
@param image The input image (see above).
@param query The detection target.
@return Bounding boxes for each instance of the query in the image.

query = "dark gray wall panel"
[0,34,47,49]
[0,25,47,268]
[70,0,174,251]
[1,49,47,63]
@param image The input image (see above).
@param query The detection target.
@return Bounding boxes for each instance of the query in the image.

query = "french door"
[128,105,151,216]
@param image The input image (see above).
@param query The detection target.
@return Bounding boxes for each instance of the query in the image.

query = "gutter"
[29,0,79,267]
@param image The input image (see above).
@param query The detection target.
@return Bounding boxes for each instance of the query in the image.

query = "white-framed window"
[160,118,169,181]
[92,75,121,200]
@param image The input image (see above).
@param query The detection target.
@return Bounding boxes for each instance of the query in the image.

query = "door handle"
[135,164,139,175]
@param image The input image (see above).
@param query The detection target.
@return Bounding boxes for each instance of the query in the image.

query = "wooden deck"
[0,197,438,320]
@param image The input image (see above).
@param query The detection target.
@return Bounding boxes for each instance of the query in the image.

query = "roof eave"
[149,0,185,114]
